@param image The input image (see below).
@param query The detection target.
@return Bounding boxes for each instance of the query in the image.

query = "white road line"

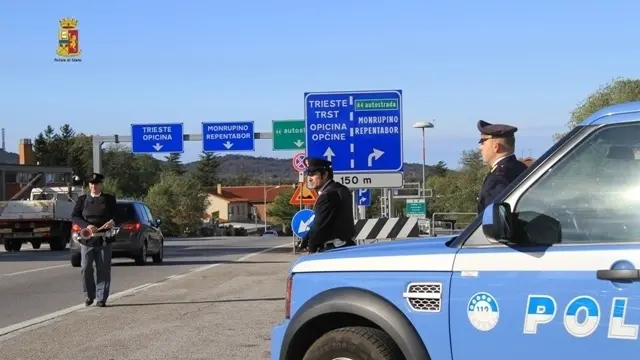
[2,264,68,277]
[0,241,292,339]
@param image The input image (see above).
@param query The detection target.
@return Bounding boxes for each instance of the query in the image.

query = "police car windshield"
[448,125,587,248]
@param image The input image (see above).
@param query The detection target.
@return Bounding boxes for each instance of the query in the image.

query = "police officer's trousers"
[80,243,112,302]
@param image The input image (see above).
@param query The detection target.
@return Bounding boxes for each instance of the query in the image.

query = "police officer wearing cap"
[476,120,528,214]
[298,157,356,253]
[71,173,117,307]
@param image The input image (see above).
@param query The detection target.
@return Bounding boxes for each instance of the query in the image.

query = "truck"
[270,101,640,360]
[0,186,84,251]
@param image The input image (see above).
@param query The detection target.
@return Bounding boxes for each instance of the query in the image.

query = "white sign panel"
[334,173,403,189]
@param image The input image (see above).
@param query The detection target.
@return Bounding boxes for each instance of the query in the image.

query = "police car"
[270,101,640,360]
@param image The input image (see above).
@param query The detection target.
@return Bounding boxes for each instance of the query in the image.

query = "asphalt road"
[0,235,294,330]
[0,247,296,360]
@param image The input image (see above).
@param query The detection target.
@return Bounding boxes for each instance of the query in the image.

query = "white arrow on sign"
[294,140,304,148]
[323,147,335,162]
[367,148,384,167]
[223,141,234,149]
[153,143,163,151]
[298,214,315,233]
[359,197,367,204]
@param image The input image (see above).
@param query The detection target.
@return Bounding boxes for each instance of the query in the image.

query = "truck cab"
[271,102,640,360]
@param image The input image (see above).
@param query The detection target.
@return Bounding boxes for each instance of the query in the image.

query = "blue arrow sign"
[131,123,184,154]
[304,90,403,173]
[291,209,315,238]
[202,121,255,152]
[357,189,371,207]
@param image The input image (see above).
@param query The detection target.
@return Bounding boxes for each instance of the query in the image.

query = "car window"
[143,205,155,223]
[134,203,150,224]
[115,203,138,224]
[514,122,640,244]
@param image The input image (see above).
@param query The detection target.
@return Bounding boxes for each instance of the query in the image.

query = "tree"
[267,188,297,224]
[555,77,640,140]
[192,152,220,189]
[432,161,449,176]
[164,153,185,176]
[145,173,209,236]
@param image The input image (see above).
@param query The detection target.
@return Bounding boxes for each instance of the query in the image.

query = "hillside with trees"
[8,77,638,235]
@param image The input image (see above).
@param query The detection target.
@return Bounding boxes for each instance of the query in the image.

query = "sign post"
[304,90,404,188]
[202,121,255,152]
[273,120,305,150]
[131,123,184,154]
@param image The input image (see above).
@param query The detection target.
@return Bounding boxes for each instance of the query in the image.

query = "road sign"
[292,152,306,172]
[304,90,403,177]
[273,120,305,151]
[202,121,255,152]
[334,173,403,189]
[357,189,371,206]
[131,123,184,154]
[289,182,318,206]
[291,209,315,238]
[406,199,426,218]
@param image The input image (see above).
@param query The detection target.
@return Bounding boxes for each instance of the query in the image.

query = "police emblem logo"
[467,292,500,331]
[55,18,82,62]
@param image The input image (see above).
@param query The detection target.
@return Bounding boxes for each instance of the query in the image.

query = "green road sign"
[272,120,305,151]
[406,199,426,217]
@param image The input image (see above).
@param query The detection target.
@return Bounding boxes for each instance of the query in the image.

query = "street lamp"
[412,121,434,193]
[263,185,281,230]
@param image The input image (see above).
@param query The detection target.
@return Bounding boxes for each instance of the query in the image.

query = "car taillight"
[71,224,82,233]
[285,275,293,318]
[121,222,140,231]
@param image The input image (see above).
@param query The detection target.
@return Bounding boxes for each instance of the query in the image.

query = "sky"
[2,0,639,171]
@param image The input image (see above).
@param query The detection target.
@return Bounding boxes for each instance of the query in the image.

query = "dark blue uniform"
[71,173,117,306]
[299,157,356,253]
[476,120,528,214]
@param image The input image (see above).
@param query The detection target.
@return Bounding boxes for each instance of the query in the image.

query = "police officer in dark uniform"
[298,157,356,253]
[71,173,117,307]
[476,120,528,214]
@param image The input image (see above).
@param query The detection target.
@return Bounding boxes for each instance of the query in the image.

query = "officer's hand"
[101,221,113,230]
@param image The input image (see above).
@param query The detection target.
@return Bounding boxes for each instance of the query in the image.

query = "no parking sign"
[292,152,306,172]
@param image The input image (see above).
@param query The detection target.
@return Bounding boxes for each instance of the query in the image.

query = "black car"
[70,200,164,267]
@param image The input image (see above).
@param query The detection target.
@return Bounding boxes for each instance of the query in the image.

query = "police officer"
[71,173,117,307]
[476,120,528,214]
[299,157,356,253]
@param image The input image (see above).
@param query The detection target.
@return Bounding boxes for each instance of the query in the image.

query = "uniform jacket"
[302,180,356,252]
[477,154,528,213]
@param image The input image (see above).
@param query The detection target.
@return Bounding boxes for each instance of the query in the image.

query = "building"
[0,139,73,200]
[205,184,295,223]
[520,156,536,167]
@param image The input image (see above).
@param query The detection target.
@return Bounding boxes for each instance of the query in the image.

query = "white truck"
[0,186,84,251]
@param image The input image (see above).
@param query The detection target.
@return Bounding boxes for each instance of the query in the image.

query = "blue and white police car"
[271,102,640,360]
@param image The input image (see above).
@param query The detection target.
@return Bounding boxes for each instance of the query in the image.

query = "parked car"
[69,200,164,267]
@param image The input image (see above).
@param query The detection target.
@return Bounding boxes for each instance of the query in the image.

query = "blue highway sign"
[291,209,315,238]
[357,189,371,207]
[202,121,255,152]
[131,123,184,154]
[304,90,403,173]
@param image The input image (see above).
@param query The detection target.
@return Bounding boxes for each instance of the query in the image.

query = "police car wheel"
[303,326,402,360]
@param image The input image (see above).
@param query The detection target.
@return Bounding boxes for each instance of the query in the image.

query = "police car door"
[448,122,640,359]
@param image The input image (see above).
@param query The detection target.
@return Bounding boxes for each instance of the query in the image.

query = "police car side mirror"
[481,202,513,243]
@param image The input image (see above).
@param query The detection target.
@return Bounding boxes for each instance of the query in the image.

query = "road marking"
[0,241,292,340]
[2,264,68,277]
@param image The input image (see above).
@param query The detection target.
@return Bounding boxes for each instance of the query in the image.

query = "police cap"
[304,157,332,173]
[477,120,518,138]
[87,173,105,184]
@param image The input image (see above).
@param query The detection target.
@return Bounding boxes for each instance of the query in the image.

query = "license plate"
[12,232,32,237]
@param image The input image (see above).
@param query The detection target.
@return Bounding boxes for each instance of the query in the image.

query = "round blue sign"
[291,209,315,238]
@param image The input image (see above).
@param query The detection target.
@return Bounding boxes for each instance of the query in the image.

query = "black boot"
[85,298,94,306]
